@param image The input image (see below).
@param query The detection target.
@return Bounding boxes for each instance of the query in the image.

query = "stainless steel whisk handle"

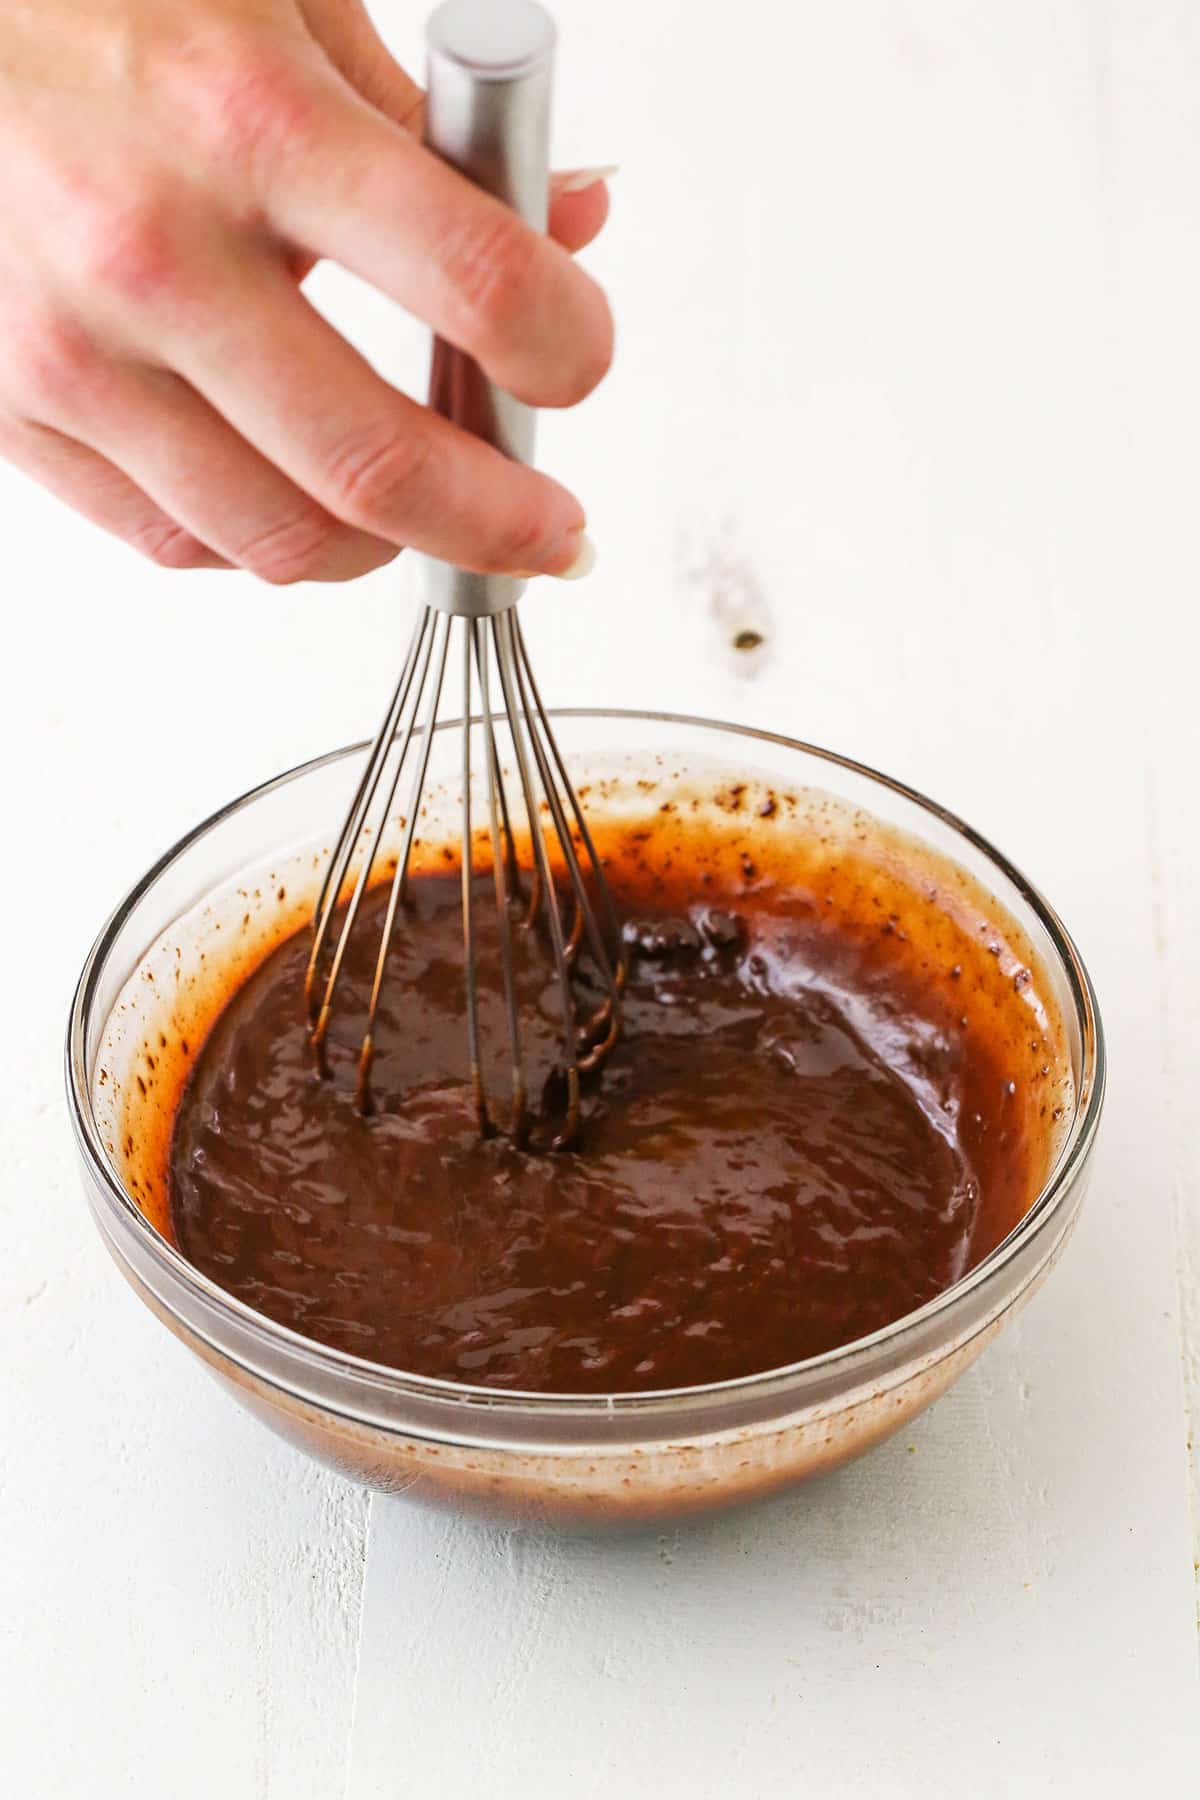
[419,0,555,619]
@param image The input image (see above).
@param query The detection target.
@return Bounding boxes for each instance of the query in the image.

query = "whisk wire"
[460,623,488,1135]
[514,618,625,982]
[492,610,582,1147]
[470,624,522,907]
[305,619,425,1033]
[308,604,624,1149]
[308,607,437,1075]
[357,610,452,1111]
[476,617,529,1144]
[511,620,624,1067]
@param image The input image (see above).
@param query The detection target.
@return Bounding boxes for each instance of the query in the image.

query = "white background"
[2,1,1198,1793]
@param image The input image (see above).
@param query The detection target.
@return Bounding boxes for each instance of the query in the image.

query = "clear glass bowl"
[66,711,1104,1527]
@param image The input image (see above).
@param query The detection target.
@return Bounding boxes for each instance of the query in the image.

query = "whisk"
[305,0,625,1151]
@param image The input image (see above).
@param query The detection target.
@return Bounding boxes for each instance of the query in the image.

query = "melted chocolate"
[168,809,1048,1394]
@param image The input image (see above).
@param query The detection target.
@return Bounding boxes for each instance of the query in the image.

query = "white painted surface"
[2,1,1197,1793]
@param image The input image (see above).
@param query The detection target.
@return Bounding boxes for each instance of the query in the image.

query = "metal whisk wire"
[304,602,625,1148]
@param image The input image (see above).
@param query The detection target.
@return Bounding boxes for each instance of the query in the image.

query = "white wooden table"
[3,3,1198,1792]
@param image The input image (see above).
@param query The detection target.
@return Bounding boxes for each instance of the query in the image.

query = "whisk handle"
[420,0,555,618]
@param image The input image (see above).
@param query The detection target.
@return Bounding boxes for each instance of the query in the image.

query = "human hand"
[0,0,612,582]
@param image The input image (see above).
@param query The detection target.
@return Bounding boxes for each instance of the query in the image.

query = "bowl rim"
[66,707,1106,1419]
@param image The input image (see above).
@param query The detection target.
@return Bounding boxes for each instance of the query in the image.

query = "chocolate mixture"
[168,805,1061,1394]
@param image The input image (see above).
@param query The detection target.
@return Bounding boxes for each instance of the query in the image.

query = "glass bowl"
[66,710,1104,1527]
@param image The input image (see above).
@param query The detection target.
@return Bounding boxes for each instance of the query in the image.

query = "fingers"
[0,20,614,588]
[62,364,400,586]
[0,414,228,570]
[300,1,612,254]
[284,169,610,289]
[165,253,590,577]
[300,2,613,253]
[299,0,425,134]
[549,171,614,254]
[261,65,613,409]
[287,167,612,289]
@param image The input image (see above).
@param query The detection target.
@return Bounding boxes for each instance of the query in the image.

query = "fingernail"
[555,533,596,580]
[517,533,597,583]
[556,164,619,195]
